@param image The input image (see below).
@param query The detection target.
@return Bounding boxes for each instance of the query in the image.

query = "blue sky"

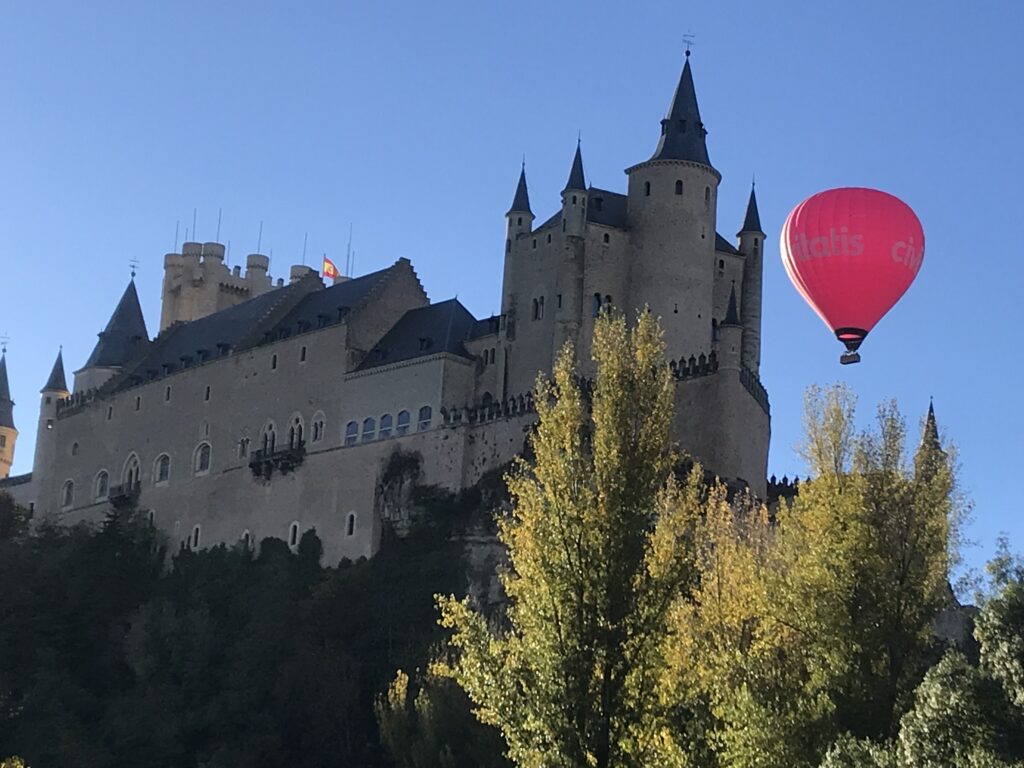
[1,1,1020,574]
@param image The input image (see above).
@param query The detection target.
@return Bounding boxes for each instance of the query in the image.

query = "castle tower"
[75,279,149,393]
[506,164,534,249]
[737,183,765,374]
[625,50,720,361]
[561,141,587,238]
[34,349,69,482]
[0,351,17,480]
[718,283,743,372]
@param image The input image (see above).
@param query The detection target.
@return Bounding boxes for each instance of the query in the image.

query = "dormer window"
[419,337,432,351]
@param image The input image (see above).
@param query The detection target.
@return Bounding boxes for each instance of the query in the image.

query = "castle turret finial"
[0,350,13,431]
[42,348,68,394]
[650,52,711,166]
[723,281,741,326]
[563,141,586,193]
[739,181,764,235]
[922,398,941,450]
[507,164,532,215]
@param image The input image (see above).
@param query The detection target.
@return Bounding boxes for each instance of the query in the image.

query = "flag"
[322,256,340,280]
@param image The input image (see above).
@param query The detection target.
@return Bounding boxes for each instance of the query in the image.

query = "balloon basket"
[840,351,861,365]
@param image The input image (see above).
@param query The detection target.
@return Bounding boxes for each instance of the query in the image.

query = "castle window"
[344,421,358,446]
[194,443,212,476]
[0,435,5,448]
[572,195,577,205]
[147,509,155,527]
[644,181,651,196]
[45,396,51,405]
[396,410,410,436]
[300,346,307,362]
[311,412,325,443]
[361,417,376,442]
[154,454,170,485]
[532,299,539,321]
[346,512,356,536]
[603,233,610,244]
[61,480,74,509]
[538,296,544,319]
[204,386,211,402]
[592,293,602,317]
[562,220,566,232]
[107,406,113,420]
[289,521,300,550]
[165,386,171,402]
[123,454,141,489]
[704,186,711,209]
[379,413,393,439]
[47,419,54,430]
[556,294,562,309]
[506,239,511,253]
[262,423,277,454]
[604,295,613,307]
[241,530,253,551]
[271,354,278,370]
[191,524,201,550]
[238,437,250,459]
[547,234,551,244]
[417,406,432,431]
[532,239,537,249]
[71,442,79,456]
[94,471,109,501]
[288,415,304,449]
[675,180,683,195]
[419,337,432,351]
[517,216,523,226]
[718,259,725,276]
[135,396,141,411]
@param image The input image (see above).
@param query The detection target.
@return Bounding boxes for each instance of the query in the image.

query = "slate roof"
[0,472,31,489]
[0,354,13,429]
[715,233,741,255]
[650,55,711,166]
[356,299,478,371]
[83,280,149,369]
[563,142,587,192]
[740,185,763,234]
[586,188,628,228]
[535,210,563,233]
[723,283,741,325]
[270,266,392,336]
[43,349,68,393]
[508,167,532,215]
[471,316,501,339]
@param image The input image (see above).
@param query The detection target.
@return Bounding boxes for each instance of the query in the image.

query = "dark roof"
[739,184,764,234]
[723,283,741,325]
[586,188,628,228]
[563,142,586,192]
[0,472,31,489]
[923,400,941,451]
[471,316,501,340]
[270,266,393,334]
[356,299,477,371]
[0,354,13,430]
[508,166,532,215]
[534,210,563,232]
[42,349,68,393]
[650,55,711,166]
[83,280,149,369]
[715,233,741,255]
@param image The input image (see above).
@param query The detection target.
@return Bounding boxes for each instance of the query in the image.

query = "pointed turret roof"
[563,141,586,192]
[723,283,741,326]
[507,165,532,215]
[83,280,149,370]
[922,399,941,451]
[42,349,68,393]
[739,183,764,235]
[0,354,14,430]
[650,53,711,166]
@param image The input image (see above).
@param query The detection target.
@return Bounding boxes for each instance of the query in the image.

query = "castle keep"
[0,54,771,564]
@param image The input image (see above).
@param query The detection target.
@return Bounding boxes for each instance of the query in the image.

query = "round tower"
[717,284,743,372]
[0,351,17,480]
[737,183,765,375]
[34,349,69,481]
[561,140,587,238]
[505,164,534,249]
[626,51,720,361]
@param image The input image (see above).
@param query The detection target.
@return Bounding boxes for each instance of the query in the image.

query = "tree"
[438,311,702,768]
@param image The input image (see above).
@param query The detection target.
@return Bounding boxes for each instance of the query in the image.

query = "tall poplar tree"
[438,311,703,768]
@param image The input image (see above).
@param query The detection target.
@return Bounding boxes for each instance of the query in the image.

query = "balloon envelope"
[780,187,924,354]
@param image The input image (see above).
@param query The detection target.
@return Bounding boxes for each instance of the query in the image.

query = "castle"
[0,52,770,564]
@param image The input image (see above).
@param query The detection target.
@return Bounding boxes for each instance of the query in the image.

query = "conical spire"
[739,182,764,235]
[650,52,711,166]
[922,399,941,451]
[42,349,68,394]
[723,282,741,325]
[507,164,532,215]
[563,140,586,193]
[0,353,13,430]
[83,280,149,369]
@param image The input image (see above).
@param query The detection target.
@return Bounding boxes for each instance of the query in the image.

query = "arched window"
[194,443,212,475]
[154,454,171,485]
[417,406,432,431]
[311,411,326,443]
[71,442,79,456]
[238,437,250,459]
[361,417,376,442]
[675,180,683,195]
[644,181,651,196]
[531,298,539,320]
[704,186,711,209]
[379,413,393,439]
[241,530,253,551]
[288,414,304,449]
[61,480,75,509]
[289,521,300,549]
[344,421,359,446]
[396,410,411,436]
[592,293,602,318]
[191,524,201,550]
[346,512,356,537]
[94,471,109,501]
[538,296,545,319]
[603,233,610,244]
[147,509,155,527]
[123,454,141,489]
[262,422,276,454]
[604,295,613,307]
[517,216,522,226]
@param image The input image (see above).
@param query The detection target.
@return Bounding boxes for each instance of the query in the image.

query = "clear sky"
[1,1,1020,574]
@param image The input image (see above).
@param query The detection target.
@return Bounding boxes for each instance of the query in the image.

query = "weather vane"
[1,333,9,355]
[129,257,140,279]
[683,31,695,56]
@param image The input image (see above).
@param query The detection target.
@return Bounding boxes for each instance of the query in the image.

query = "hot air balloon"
[781,187,924,364]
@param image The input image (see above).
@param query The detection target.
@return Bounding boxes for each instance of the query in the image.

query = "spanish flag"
[322,256,340,280]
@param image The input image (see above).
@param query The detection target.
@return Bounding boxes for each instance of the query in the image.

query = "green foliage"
[0,491,29,542]
[820,735,895,768]
[440,311,702,768]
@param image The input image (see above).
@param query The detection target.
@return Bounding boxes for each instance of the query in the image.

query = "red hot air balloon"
[781,187,924,364]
